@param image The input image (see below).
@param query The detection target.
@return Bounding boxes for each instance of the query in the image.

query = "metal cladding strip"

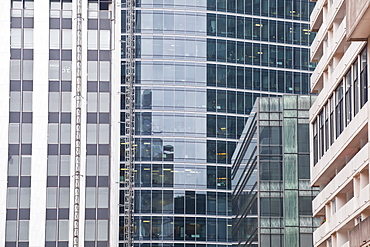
[73,0,83,246]
[124,0,136,246]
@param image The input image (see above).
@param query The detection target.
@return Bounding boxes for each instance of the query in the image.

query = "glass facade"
[231,96,321,247]
[120,0,315,246]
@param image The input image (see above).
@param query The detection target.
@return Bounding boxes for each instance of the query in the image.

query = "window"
[329,96,334,146]
[345,69,352,126]
[319,110,324,158]
[313,119,318,165]
[353,59,359,115]
[360,47,368,107]
[324,103,329,151]
[335,82,343,138]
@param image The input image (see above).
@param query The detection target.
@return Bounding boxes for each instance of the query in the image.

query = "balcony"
[311,103,369,187]
[314,183,370,246]
[312,143,369,216]
[346,0,370,41]
[311,16,347,93]
[349,209,370,246]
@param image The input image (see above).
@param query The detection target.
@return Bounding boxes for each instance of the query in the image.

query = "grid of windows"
[232,96,321,247]
[45,1,72,246]
[6,1,34,246]
[313,47,368,165]
[206,15,312,45]
[207,0,312,21]
[85,1,112,246]
[121,0,314,245]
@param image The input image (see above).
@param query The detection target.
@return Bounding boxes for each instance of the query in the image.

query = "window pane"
[86,187,96,208]
[48,124,59,143]
[23,92,32,112]
[48,156,58,176]
[59,220,69,241]
[99,93,110,112]
[98,156,109,175]
[47,188,57,208]
[49,60,60,80]
[99,124,109,144]
[50,29,60,49]
[62,29,72,49]
[7,188,18,208]
[46,220,57,241]
[100,30,110,50]
[86,155,97,176]
[21,123,32,143]
[8,156,19,176]
[87,93,98,112]
[59,188,70,208]
[88,61,98,81]
[10,60,21,80]
[11,29,22,48]
[49,92,60,112]
[6,221,17,241]
[21,156,31,176]
[24,29,33,48]
[98,188,109,208]
[85,220,96,241]
[19,221,29,241]
[88,30,98,49]
[9,124,20,143]
[62,61,72,80]
[62,92,71,112]
[60,124,71,144]
[87,124,97,144]
[20,188,31,208]
[97,220,108,240]
[100,61,110,81]
[60,155,70,175]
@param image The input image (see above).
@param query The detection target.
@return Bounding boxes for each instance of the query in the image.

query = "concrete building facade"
[0,0,121,246]
[310,0,370,246]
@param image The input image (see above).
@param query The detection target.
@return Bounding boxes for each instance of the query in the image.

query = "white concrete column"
[110,0,121,245]
[29,1,49,246]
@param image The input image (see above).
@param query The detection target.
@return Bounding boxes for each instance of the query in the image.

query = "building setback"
[120,0,315,246]
[310,0,370,247]
[231,95,321,247]
[0,0,121,246]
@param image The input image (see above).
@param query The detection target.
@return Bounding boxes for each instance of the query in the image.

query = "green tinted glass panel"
[284,154,297,189]
[284,190,298,226]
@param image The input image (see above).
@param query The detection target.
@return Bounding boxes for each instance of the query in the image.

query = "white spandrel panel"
[0,1,11,245]
[29,1,49,246]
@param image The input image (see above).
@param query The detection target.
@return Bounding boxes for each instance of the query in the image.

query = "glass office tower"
[231,96,321,247]
[120,0,315,246]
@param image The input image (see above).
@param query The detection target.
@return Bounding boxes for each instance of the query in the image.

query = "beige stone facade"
[310,0,370,246]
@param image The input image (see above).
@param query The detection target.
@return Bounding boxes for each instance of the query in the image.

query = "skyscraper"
[0,0,121,246]
[231,95,321,247]
[120,0,315,246]
[310,0,370,246]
